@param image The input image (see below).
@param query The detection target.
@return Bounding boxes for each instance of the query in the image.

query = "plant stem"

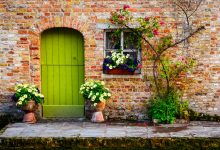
[159,26,205,56]
[160,60,170,94]
[153,59,161,97]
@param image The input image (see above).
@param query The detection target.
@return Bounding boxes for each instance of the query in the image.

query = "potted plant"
[80,80,111,122]
[13,84,44,123]
[103,50,142,75]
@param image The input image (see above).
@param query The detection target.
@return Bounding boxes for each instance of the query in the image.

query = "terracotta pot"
[22,100,37,124]
[22,100,37,112]
[96,101,106,111]
[105,68,134,75]
[91,101,106,123]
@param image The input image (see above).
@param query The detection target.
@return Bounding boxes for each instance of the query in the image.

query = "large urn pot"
[91,101,106,123]
[22,100,37,123]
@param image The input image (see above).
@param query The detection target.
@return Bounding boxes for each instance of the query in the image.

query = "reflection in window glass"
[106,32,121,49]
[123,52,137,60]
[123,32,138,49]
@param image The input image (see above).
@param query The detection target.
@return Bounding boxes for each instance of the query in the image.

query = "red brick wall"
[0,0,219,119]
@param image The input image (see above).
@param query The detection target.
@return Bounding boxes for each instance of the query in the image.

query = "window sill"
[101,73,143,79]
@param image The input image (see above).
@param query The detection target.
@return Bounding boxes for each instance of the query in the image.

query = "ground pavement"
[1,121,220,149]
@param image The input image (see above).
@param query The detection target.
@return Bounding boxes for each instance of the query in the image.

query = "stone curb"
[0,137,220,149]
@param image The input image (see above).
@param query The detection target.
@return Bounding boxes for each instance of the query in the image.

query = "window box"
[104,68,135,75]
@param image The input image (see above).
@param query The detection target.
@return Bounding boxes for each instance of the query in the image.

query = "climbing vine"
[109,1,205,123]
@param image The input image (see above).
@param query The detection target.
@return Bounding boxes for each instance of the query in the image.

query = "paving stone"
[80,131,106,137]
[2,122,220,138]
[0,127,25,137]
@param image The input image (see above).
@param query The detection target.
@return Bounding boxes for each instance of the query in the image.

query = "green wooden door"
[41,28,84,118]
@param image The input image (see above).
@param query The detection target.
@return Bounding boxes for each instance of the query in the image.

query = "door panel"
[41,28,84,118]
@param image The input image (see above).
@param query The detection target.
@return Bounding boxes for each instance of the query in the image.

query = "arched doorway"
[41,28,84,118]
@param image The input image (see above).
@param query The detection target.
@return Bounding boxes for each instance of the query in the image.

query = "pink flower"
[144,16,150,21]
[118,15,123,19]
[160,21,165,25]
[153,29,159,35]
[178,56,185,61]
[123,5,130,10]
[137,64,143,69]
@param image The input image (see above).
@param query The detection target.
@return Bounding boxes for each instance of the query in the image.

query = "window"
[104,30,141,63]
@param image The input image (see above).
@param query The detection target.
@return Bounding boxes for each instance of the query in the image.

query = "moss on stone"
[189,109,220,122]
[1,137,220,149]
[0,113,10,130]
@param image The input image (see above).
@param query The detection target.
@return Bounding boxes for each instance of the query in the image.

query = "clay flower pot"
[91,101,106,123]
[96,101,106,111]
[22,100,37,124]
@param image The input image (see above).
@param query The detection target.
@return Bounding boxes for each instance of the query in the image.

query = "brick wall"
[0,0,219,120]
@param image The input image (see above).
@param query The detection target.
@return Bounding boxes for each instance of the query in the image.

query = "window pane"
[123,51,138,60]
[106,32,121,49]
[123,32,138,49]
[105,51,112,57]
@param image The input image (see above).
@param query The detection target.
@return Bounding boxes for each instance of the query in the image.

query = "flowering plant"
[80,80,111,106]
[103,51,141,72]
[13,84,44,106]
[109,4,205,123]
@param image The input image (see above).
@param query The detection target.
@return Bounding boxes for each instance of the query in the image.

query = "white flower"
[99,96,105,102]
[39,94,44,98]
[16,101,22,106]
[101,81,105,85]
[23,84,28,88]
[93,103,97,106]
[92,95,96,100]
[19,97,24,101]
[96,93,99,96]
[88,92,93,98]
[108,93,111,97]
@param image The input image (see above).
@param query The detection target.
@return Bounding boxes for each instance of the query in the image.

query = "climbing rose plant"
[109,4,205,123]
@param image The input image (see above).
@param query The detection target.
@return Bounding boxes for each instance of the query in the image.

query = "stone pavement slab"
[1,121,220,149]
[1,121,220,138]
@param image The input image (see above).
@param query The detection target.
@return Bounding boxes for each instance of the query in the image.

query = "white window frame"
[104,29,141,62]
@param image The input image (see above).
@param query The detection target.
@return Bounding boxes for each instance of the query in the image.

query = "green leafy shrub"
[178,100,189,120]
[149,90,180,124]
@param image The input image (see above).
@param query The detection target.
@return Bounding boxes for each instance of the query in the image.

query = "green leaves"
[157,36,172,51]
[149,90,180,124]
[80,80,111,106]
[14,84,44,106]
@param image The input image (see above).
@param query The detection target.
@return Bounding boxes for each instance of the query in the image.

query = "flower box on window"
[104,68,135,75]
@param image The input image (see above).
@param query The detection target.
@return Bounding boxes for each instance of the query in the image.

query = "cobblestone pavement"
[1,121,220,138]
